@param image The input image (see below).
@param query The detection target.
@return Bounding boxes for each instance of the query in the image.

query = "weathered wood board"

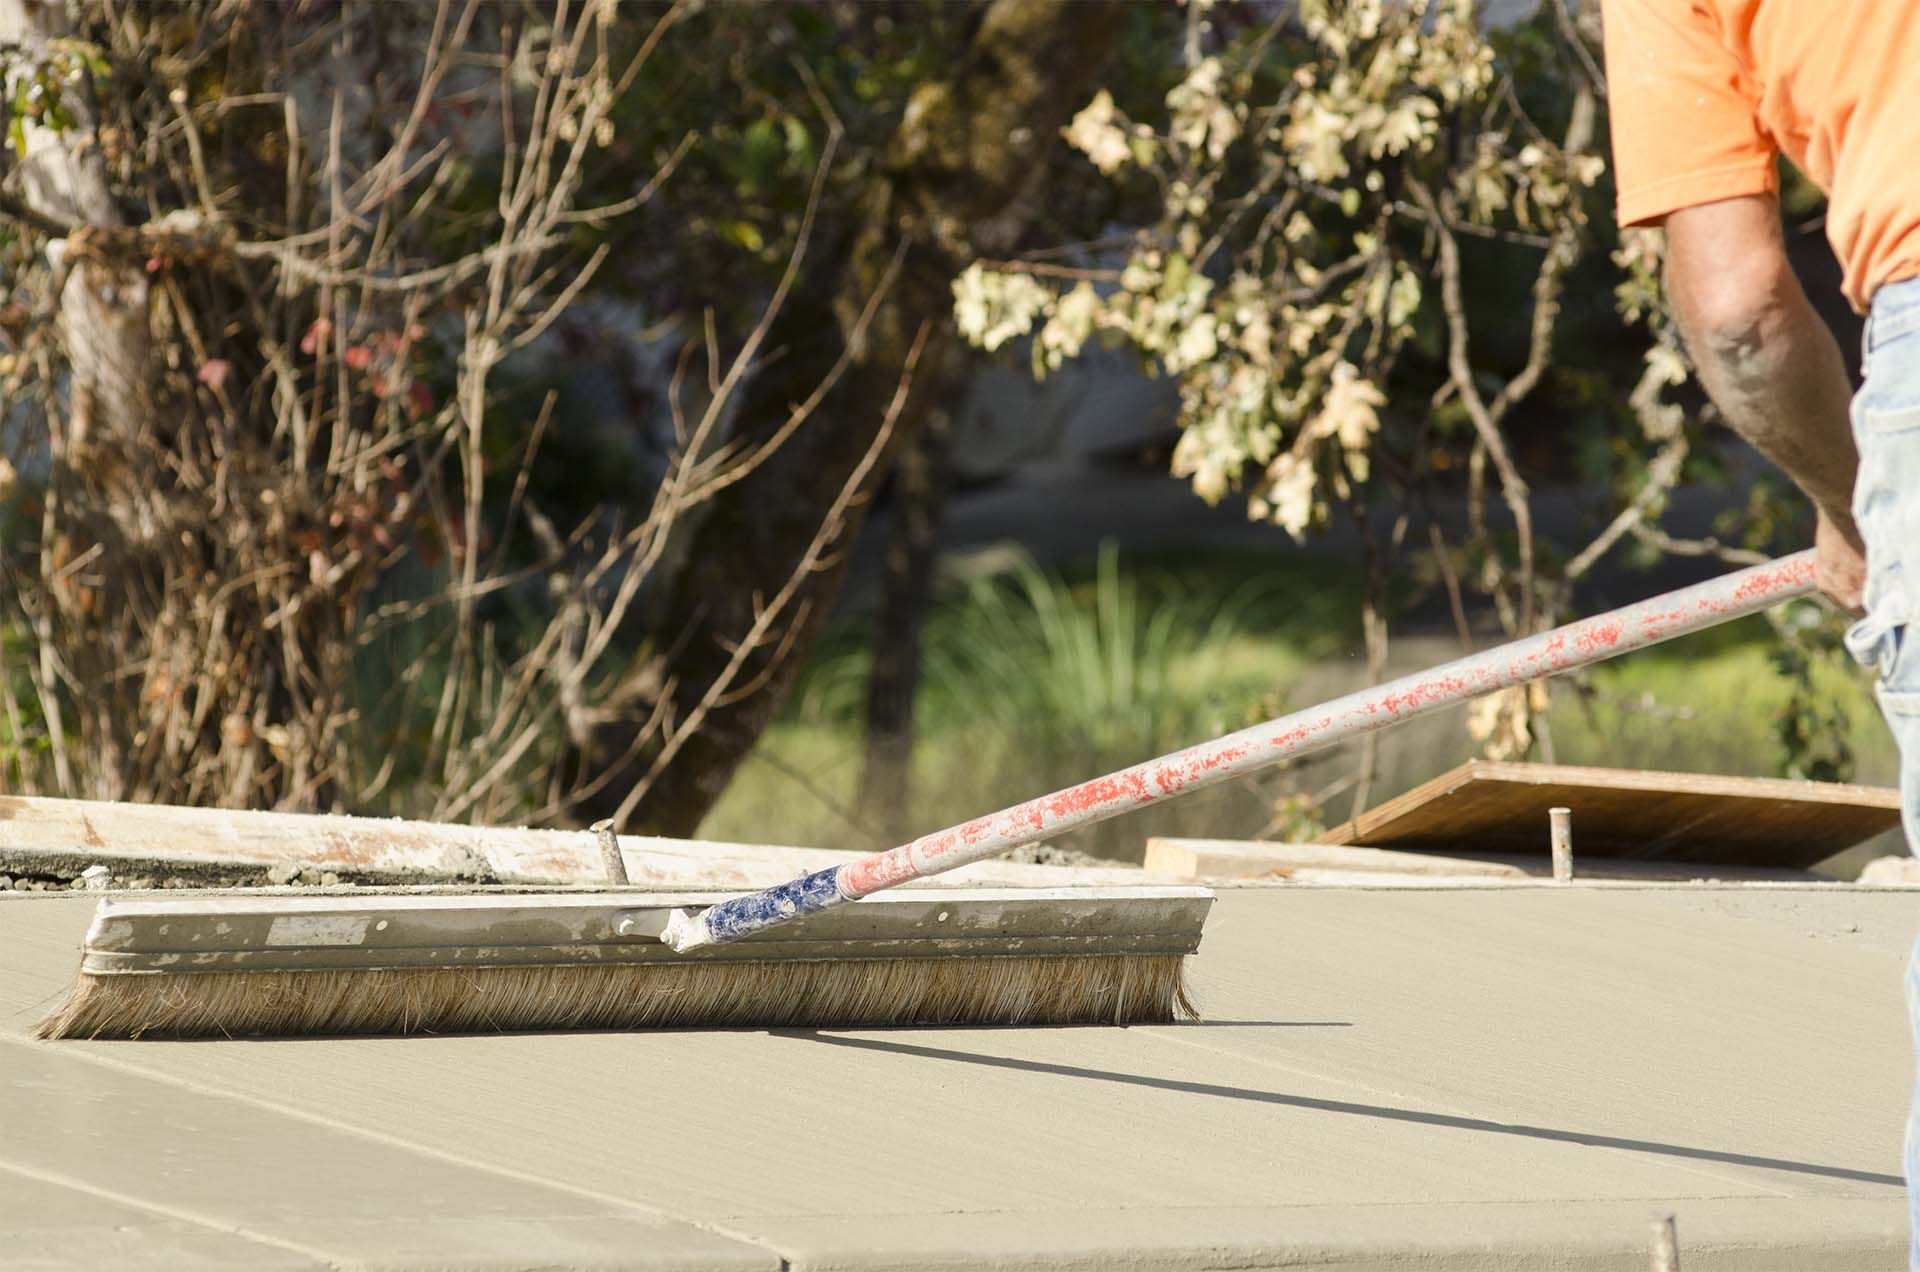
[1145,838,1530,881]
[1323,761,1903,869]
[1143,836,1825,884]
[0,794,1163,889]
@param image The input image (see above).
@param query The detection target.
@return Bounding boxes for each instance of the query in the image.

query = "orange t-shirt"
[1602,0,1920,311]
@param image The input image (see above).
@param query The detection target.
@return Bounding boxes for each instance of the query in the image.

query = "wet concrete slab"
[0,1166,323,1271]
[1,885,1911,1270]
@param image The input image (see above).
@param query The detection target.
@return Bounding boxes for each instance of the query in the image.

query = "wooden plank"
[0,794,1163,889]
[1323,761,1902,869]
[1144,838,1530,880]
[1859,856,1920,886]
[0,793,599,883]
[1142,836,1823,884]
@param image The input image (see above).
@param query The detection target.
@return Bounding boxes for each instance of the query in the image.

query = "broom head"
[37,886,1212,1039]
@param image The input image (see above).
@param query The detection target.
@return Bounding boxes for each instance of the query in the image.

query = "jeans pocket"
[1877,624,1920,719]
[1851,613,1919,694]
[1862,402,1920,437]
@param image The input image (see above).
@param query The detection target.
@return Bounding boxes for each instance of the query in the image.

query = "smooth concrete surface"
[2,885,1913,1270]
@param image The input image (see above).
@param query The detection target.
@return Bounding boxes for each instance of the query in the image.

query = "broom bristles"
[36,953,1197,1040]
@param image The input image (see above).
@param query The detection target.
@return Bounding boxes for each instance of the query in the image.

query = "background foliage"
[1,0,1881,854]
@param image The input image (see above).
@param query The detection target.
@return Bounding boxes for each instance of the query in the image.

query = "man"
[1602,0,1919,1256]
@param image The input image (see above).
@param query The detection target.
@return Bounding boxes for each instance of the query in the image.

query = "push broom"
[38,551,1818,1040]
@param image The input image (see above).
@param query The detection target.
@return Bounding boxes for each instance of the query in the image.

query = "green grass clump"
[703,544,1349,859]
[1551,615,1898,786]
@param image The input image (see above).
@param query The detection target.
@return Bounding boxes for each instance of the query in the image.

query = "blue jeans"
[1847,275,1920,1268]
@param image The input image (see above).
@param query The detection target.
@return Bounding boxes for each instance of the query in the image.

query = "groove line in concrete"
[0,1157,334,1267]
[1,1033,787,1264]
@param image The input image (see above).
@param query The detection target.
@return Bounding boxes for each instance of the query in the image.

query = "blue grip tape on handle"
[696,865,845,943]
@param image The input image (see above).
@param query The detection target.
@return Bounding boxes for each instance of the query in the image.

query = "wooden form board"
[0,794,1164,889]
[1323,761,1903,869]
[1142,837,1824,885]
[1145,838,1530,881]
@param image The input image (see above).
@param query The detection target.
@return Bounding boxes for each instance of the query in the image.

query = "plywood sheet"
[1325,761,1903,868]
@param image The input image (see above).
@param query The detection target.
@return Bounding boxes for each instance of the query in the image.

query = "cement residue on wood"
[0,792,1167,893]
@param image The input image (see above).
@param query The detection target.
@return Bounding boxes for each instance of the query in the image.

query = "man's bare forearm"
[1661,197,1861,530]
[1673,274,1860,525]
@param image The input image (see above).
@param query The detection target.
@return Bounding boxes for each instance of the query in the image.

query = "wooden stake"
[1650,1212,1679,1272]
[591,819,628,886]
[1548,806,1573,882]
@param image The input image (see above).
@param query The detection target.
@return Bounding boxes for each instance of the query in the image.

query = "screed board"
[0,793,1160,889]
[1324,761,1903,868]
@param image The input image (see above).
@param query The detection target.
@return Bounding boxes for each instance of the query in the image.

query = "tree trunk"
[857,402,952,843]
[0,0,151,451]
[2,0,154,797]
[577,0,1124,835]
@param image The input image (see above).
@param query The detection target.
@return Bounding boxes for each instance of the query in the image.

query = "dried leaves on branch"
[952,0,1802,778]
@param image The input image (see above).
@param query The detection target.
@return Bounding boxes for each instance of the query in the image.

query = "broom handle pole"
[665,551,1818,950]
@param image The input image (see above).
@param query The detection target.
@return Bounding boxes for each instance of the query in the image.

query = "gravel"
[0,863,373,893]
[1001,841,1114,869]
